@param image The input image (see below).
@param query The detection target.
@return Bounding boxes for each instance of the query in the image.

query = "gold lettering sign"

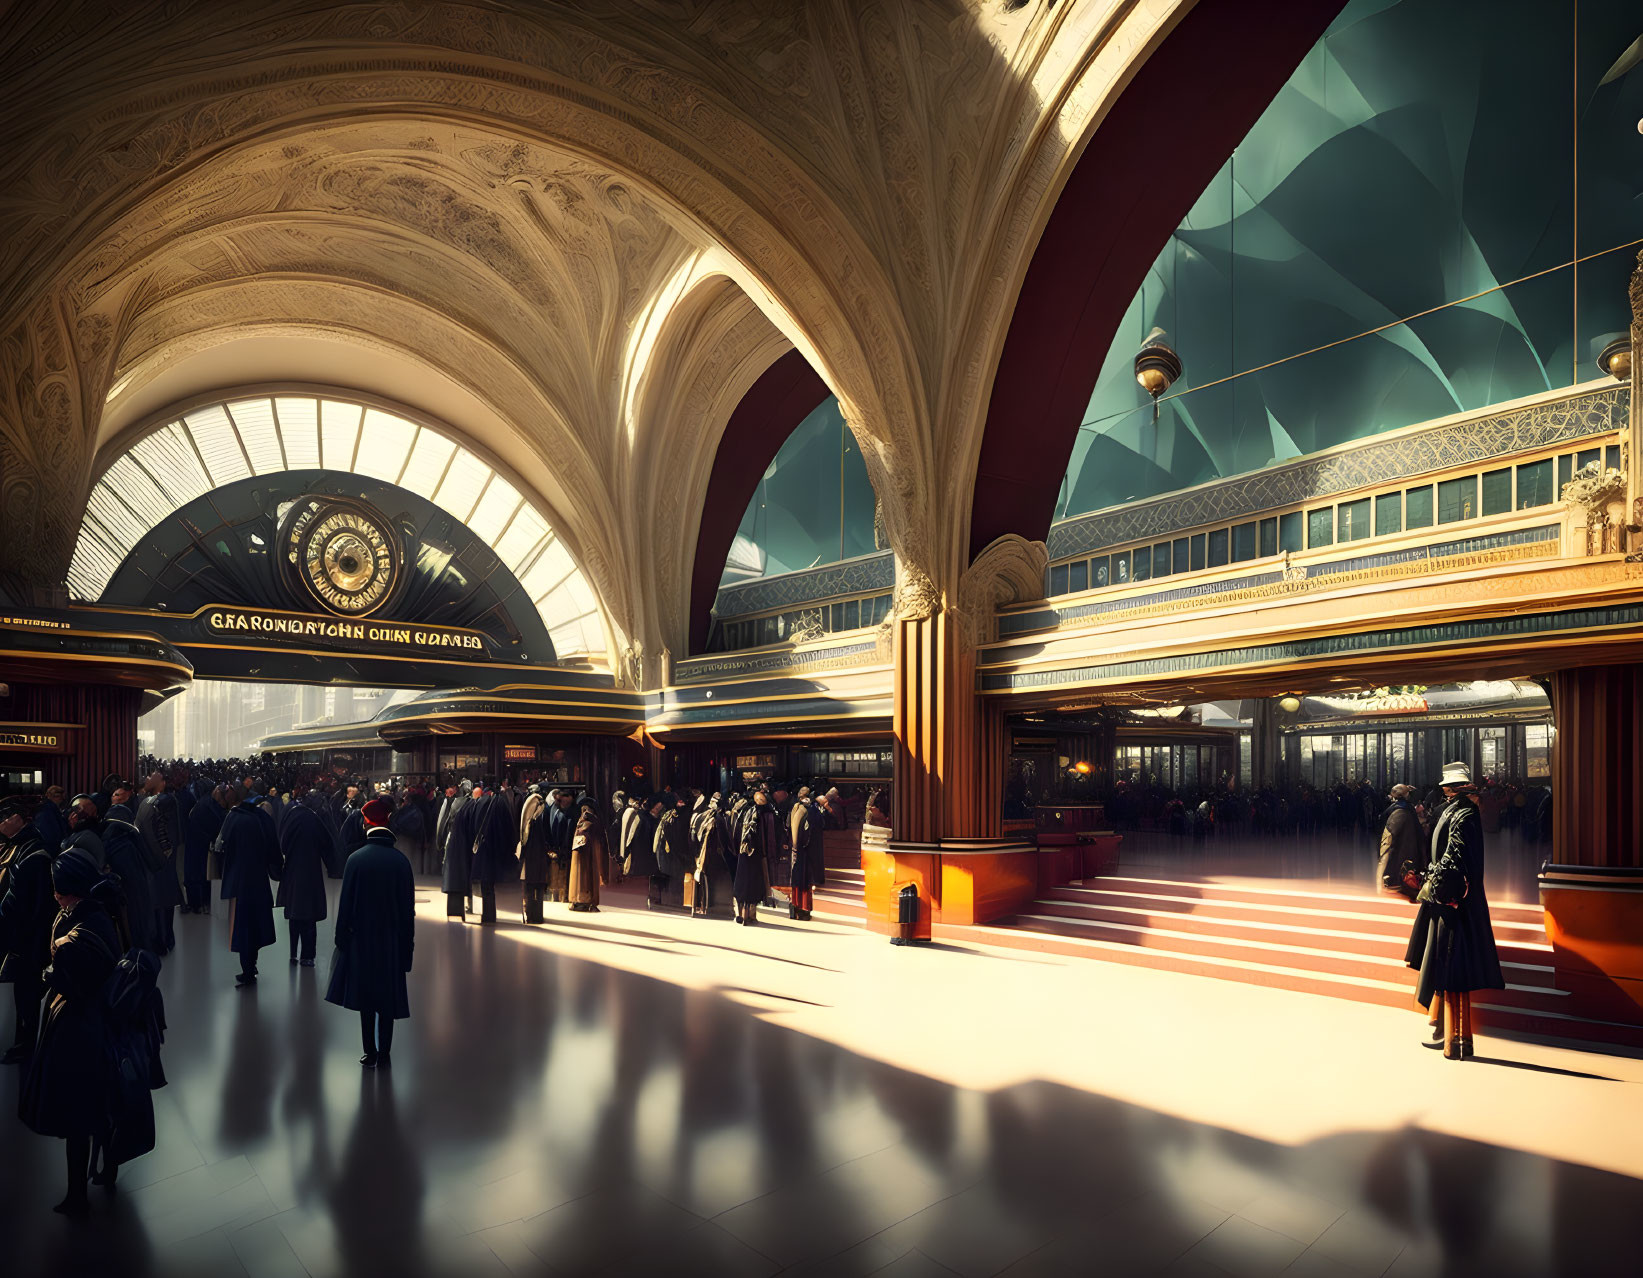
[0,729,63,751]
[204,608,487,652]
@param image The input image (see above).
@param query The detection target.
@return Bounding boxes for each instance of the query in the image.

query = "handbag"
[1417,859,1468,909]
[1376,849,1423,901]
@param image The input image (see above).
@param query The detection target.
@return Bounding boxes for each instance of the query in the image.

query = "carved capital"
[955,534,1048,645]
[892,561,943,622]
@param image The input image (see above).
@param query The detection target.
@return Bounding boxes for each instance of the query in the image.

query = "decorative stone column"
[864,538,1044,934]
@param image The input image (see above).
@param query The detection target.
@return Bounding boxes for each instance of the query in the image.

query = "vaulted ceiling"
[0,0,1188,675]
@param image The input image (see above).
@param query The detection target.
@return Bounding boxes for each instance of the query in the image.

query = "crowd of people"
[1104,774,1553,844]
[0,754,892,1212]
[0,764,417,1215]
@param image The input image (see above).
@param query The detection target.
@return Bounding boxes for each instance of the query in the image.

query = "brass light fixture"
[1277,694,1302,713]
[1134,327,1183,419]
[1597,337,1632,382]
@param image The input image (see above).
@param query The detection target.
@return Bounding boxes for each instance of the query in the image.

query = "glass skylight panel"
[133,423,212,506]
[228,398,283,473]
[67,536,122,599]
[564,575,598,617]
[522,539,575,601]
[549,620,594,657]
[184,404,251,484]
[494,504,549,568]
[467,474,521,543]
[357,408,416,480]
[273,398,320,469]
[432,448,490,523]
[399,430,455,497]
[320,399,362,470]
[83,483,152,558]
[100,455,175,539]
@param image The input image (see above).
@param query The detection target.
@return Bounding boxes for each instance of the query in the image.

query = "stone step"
[1007,911,1558,993]
[1026,898,1556,981]
[1043,881,1547,941]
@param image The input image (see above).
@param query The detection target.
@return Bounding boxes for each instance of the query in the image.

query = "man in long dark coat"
[517,785,550,923]
[438,781,474,918]
[278,796,331,967]
[623,794,663,907]
[101,808,158,955]
[135,773,182,954]
[0,798,55,1062]
[31,787,69,859]
[470,788,519,925]
[183,785,227,913]
[787,786,826,921]
[326,799,413,1069]
[689,793,733,919]
[20,848,121,1215]
[734,787,778,926]
[652,792,692,909]
[219,787,282,987]
[767,783,794,907]
[547,789,575,903]
[605,791,627,885]
[1406,762,1505,1059]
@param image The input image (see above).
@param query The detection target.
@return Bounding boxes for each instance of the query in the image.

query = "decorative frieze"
[1047,386,1626,560]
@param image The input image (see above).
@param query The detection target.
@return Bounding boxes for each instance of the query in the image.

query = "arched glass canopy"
[70,393,605,659]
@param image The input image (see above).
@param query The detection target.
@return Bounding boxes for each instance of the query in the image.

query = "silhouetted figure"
[219,787,282,987]
[278,800,331,967]
[518,785,551,923]
[1,797,54,1062]
[182,785,226,913]
[134,772,182,953]
[788,787,826,920]
[19,849,119,1216]
[326,800,414,1068]
[735,787,777,926]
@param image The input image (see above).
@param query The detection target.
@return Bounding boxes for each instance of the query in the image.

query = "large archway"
[966,0,1346,563]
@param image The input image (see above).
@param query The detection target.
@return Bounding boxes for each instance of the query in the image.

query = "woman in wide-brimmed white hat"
[1405,762,1505,1058]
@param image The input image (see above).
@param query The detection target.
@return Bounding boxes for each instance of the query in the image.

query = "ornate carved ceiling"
[0,0,1186,668]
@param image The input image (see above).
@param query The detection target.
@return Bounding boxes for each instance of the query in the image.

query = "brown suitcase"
[682,873,696,909]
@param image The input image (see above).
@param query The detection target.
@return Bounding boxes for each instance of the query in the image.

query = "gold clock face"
[281,499,400,616]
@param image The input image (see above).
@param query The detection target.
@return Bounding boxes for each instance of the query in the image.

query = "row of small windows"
[710,593,894,653]
[1047,444,1618,598]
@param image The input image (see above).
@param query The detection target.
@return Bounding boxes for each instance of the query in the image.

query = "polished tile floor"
[2,877,1640,1277]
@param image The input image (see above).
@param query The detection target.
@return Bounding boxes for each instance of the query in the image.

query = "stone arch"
[963,0,1346,562]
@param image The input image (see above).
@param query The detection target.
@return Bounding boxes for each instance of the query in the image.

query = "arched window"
[71,392,604,658]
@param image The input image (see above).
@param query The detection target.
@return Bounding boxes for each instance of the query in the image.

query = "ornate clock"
[277,497,402,617]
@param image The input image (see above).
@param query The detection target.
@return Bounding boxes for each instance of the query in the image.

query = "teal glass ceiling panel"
[1056,0,1642,525]
[722,395,879,585]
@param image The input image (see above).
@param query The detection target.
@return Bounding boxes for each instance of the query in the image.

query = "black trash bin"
[891,881,921,946]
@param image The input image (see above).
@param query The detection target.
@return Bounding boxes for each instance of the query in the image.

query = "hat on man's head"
[1438,761,1474,789]
[362,798,393,827]
[52,848,101,897]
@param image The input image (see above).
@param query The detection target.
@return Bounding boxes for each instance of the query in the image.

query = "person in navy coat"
[219,787,282,987]
[326,800,414,1068]
[277,797,331,967]
[183,786,226,914]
